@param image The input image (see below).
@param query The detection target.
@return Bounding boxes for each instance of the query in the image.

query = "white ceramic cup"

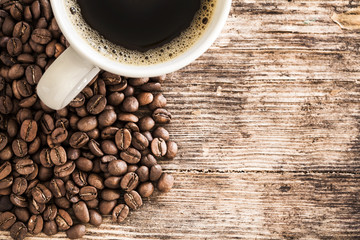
[37,0,232,110]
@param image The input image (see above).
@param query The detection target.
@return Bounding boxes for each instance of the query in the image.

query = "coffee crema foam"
[64,0,217,65]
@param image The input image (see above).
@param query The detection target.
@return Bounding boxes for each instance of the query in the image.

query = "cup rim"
[50,0,232,78]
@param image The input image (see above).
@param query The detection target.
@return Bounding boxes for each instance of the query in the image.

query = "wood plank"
[3,172,360,239]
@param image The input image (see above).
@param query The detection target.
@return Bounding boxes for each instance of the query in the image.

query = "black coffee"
[77,0,201,52]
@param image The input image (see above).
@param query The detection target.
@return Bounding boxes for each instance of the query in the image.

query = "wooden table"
[3,0,360,239]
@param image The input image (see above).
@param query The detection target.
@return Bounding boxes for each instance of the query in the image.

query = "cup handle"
[37,46,100,110]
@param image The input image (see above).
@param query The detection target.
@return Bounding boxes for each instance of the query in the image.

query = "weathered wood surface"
[3,0,360,239]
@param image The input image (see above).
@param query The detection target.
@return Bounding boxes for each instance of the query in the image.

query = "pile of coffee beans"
[0,0,177,239]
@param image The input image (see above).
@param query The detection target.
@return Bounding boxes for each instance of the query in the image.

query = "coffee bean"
[69,92,85,108]
[124,190,142,210]
[137,92,153,106]
[9,2,23,21]
[152,108,172,124]
[120,172,139,192]
[149,164,163,182]
[10,193,27,208]
[112,204,129,223]
[39,148,52,168]
[120,147,141,164]
[66,224,86,239]
[12,177,27,195]
[149,93,167,110]
[138,182,154,198]
[32,183,52,204]
[122,96,139,113]
[12,139,28,157]
[15,159,34,175]
[51,127,68,144]
[117,113,139,123]
[128,77,149,86]
[98,109,116,127]
[19,94,37,108]
[151,138,167,157]
[17,53,34,64]
[87,95,106,115]
[136,166,149,182]
[31,28,51,44]
[7,37,22,56]
[101,189,120,201]
[55,209,72,231]
[88,139,103,157]
[0,133,8,151]
[69,132,89,149]
[72,169,87,187]
[13,207,30,223]
[13,21,31,43]
[0,146,13,161]
[54,161,75,178]
[0,175,13,189]
[153,126,170,141]
[73,201,89,223]
[50,146,67,166]
[43,204,57,221]
[107,78,127,92]
[25,65,42,85]
[17,79,33,98]
[157,173,174,192]
[10,221,27,240]
[0,95,13,114]
[43,220,57,236]
[104,176,121,189]
[49,178,65,198]
[114,128,131,151]
[75,157,93,172]
[108,92,124,106]
[20,119,38,142]
[77,116,97,132]
[99,200,117,215]
[79,186,97,201]
[29,39,44,53]
[140,154,157,168]
[28,215,43,234]
[131,132,149,151]
[101,140,118,155]
[138,116,155,132]
[151,75,166,82]
[40,0,52,20]
[0,211,16,230]
[30,1,41,19]
[89,210,102,226]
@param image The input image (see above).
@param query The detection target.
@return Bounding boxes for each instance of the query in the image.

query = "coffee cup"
[37,0,232,110]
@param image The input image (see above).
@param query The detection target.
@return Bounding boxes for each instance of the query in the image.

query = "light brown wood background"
[3,0,360,239]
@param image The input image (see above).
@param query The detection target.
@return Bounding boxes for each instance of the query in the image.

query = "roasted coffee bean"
[10,221,27,240]
[77,116,97,132]
[151,75,166,82]
[39,148,52,168]
[28,215,43,234]
[73,201,89,223]
[101,140,118,155]
[50,146,67,166]
[25,65,42,85]
[120,172,139,192]
[54,161,75,178]
[66,224,86,239]
[149,93,167,110]
[28,137,40,155]
[55,118,69,129]
[0,175,13,189]
[55,209,73,231]
[87,173,104,190]
[137,92,153,106]
[7,37,22,56]
[69,93,85,108]
[98,109,116,127]
[124,190,142,210]
[20,119,38,142]
[102,72,122,85]
[43,204,57,221]
[138,116,155,131]
[112,204,129,223]
[32,183,52,204]
[132,132,149,151]
[151,138,167,157]
[149,164,163,182]
[19,94,37,108]
[117,113,138,123]
[123,85,134,96]
[122,96,139,113]
[13,207,30,223]
[54,197,70,210]
[142,131,153,144]
[67,148,80,161]
[87,95,106,115]
[30,1,41,19]
[120,147,141,164]
[152,108,172,124]
[51,127,68,144]
[89,210,102,226]
[15,159,34,175]
[10,193,27,208]
[88,139,103,157]
[69,132,89,149]
[38,166,52,181]
[43,220,57,236]
[101,189,120,201]
[13,21,31,43]
[2,16,14,36]
[65,180,79,196]
[12,139,28,157]
[0,95,13,114]
[17,79,33,98]
[17,53,35,63]
[8,63,24,79]
[138,182,155,198]
[107,78,127,92]
[9,2,23,21]
[140,154,157,168]
[7,119,18,138]
[85,198,98,209]
[104,176,121,189]
[0,145,13,161]
[49,178,65,198]
[153,127,170,141]
[92,79,106,95]
[99,200,117,215]
[0,133,8,151]
[31,28,51,44]
[141,82,161,92]
[108,160,127,176]
[128,77,149,86]
[12,177,27,195]
[79,186,97,201]
[136,166,149,182]
[75,157,93,172]
[108,92,124,106]
[40,0,52,20]
[72,170,87,187]
[165,141,178,159]
[114,128,131,151]
[157,173,174,192]
[0,211,16,230]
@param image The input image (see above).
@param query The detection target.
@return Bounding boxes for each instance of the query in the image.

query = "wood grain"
[3,0,360,239]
